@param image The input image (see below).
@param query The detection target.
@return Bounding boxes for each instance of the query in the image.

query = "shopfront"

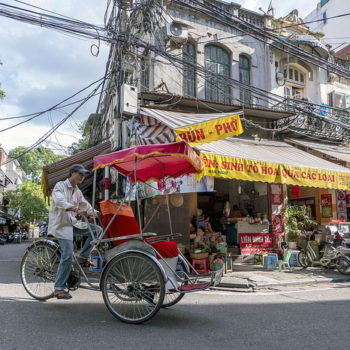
[133,108,350,257]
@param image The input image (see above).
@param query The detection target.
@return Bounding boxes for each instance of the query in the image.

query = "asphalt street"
[1,242,350,350]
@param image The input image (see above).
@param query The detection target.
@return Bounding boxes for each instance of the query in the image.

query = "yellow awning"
[197,137,350,190]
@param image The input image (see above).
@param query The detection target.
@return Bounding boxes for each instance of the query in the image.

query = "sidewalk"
[217,263,350,290]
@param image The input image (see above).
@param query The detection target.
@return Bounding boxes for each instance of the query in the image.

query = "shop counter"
[237,222,272,255]
[237,222,269,234]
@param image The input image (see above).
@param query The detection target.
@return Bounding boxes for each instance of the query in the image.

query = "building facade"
[88,0,350,251]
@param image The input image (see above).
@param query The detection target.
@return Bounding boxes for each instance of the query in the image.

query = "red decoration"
[291,185,300,198]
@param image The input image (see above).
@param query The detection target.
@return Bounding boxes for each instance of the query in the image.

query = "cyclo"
[20,141,223,324]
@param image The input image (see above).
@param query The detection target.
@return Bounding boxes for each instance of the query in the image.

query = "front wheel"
[101,252,165,324]
[162,258,188,308]
[20,241,61,300]
[298,251,310,268]
[337,257,350,275]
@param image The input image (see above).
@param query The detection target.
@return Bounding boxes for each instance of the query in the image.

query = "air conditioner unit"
[328,91,346,109]
[120,84,138,115]
[166,21,188,42]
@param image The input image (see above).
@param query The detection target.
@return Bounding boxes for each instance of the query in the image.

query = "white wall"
[304,0,350,51]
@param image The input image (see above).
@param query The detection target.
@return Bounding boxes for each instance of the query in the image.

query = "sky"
[0,0,319,154]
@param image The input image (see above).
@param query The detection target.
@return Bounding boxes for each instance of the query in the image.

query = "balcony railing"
[273,98,350,141]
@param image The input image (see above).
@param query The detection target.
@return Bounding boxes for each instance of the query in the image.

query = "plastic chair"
[277,249,293,271]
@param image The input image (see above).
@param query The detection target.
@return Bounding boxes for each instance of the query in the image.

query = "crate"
[263,256,275,270]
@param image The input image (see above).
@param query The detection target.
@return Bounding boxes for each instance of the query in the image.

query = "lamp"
[276,72,285,86]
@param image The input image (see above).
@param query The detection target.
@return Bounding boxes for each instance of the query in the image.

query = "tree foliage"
[0,60,5,99]
[67,120,91,155]
[4,181,48,224]
[8,146,65,183]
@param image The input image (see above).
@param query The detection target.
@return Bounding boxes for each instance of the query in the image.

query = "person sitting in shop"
[204,216,223,247]
[195,208,207,231]
[194,227,210,250]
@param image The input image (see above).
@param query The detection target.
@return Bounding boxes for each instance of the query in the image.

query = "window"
[239,54,251,105]
[205,45,231,103]
[140,58,150,92]
[285,67,305,85]
[183,42,196,97]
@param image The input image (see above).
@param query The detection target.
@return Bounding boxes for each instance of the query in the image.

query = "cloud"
[0,0,109,153]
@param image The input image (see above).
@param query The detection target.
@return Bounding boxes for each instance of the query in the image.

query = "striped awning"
[41,141,111,200]
[137,107,243,145]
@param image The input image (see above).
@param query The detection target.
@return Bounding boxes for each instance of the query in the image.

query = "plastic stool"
[192,258,209,274]
[268,253,278,268]
[263,256,275,270]
[254,253,267,265]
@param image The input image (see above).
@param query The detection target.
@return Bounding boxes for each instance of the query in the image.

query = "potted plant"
[285,204,316,249]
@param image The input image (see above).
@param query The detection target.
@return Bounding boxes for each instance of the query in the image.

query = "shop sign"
[126,174,214,200]
[321,194,332,217]
[201,153,350,190]
[270,184,284,249]
[336,190,347,221]
[239,233,273,255]
[174,113,243,146]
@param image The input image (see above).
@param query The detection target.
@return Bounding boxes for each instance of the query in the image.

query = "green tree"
[8,146,65,183]
[4,181,49,224]
[67,119,92,155]
[0,60,5,99]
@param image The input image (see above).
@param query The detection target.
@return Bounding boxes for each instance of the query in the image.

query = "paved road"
[1,242,350,350]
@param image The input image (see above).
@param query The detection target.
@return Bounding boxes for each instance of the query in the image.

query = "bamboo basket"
[190,252,209,259]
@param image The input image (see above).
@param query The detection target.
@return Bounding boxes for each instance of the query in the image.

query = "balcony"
[273,98,350,141]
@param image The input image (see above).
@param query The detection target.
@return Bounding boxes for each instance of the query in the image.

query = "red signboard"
[239,233,273,255]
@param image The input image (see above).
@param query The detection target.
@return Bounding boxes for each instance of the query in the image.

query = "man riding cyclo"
[48,164,102,300]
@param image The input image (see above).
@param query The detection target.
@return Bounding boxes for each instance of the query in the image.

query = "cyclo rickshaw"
[20,141,223,324]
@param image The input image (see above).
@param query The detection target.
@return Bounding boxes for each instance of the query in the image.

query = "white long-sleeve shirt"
[48,178,95,240]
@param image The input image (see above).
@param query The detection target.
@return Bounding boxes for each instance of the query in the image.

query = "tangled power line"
[2,0,350,160]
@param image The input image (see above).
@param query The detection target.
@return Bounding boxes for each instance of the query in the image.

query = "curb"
[218,276,350,289]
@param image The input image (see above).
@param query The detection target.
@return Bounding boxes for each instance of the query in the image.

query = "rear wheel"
[20,241,60,300]
[101,252,165,324]
[298,251,310,268]
[337,257,350,275]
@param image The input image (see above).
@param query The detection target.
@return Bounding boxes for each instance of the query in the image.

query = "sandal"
[54,290,72,300]
[77,256,95,267]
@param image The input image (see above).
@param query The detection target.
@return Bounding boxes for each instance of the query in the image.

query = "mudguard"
[99,249,167,290]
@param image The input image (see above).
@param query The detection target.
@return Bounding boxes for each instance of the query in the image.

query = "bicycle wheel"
[20,241,60,300]
[298,251,310,268]
[337,257,350,275]
[101,252,165,324]
[162,258,188,308]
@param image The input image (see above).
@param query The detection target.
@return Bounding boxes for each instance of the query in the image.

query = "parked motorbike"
[0,236,5,245]
[298,231,350,275]
[13,232,21,244]
[21,231,28,240]
[6,232,14,243]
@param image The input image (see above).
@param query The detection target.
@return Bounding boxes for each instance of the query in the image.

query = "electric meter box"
[121,84,138,115]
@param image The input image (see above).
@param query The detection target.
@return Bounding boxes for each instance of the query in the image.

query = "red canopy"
[93,141,202,182]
